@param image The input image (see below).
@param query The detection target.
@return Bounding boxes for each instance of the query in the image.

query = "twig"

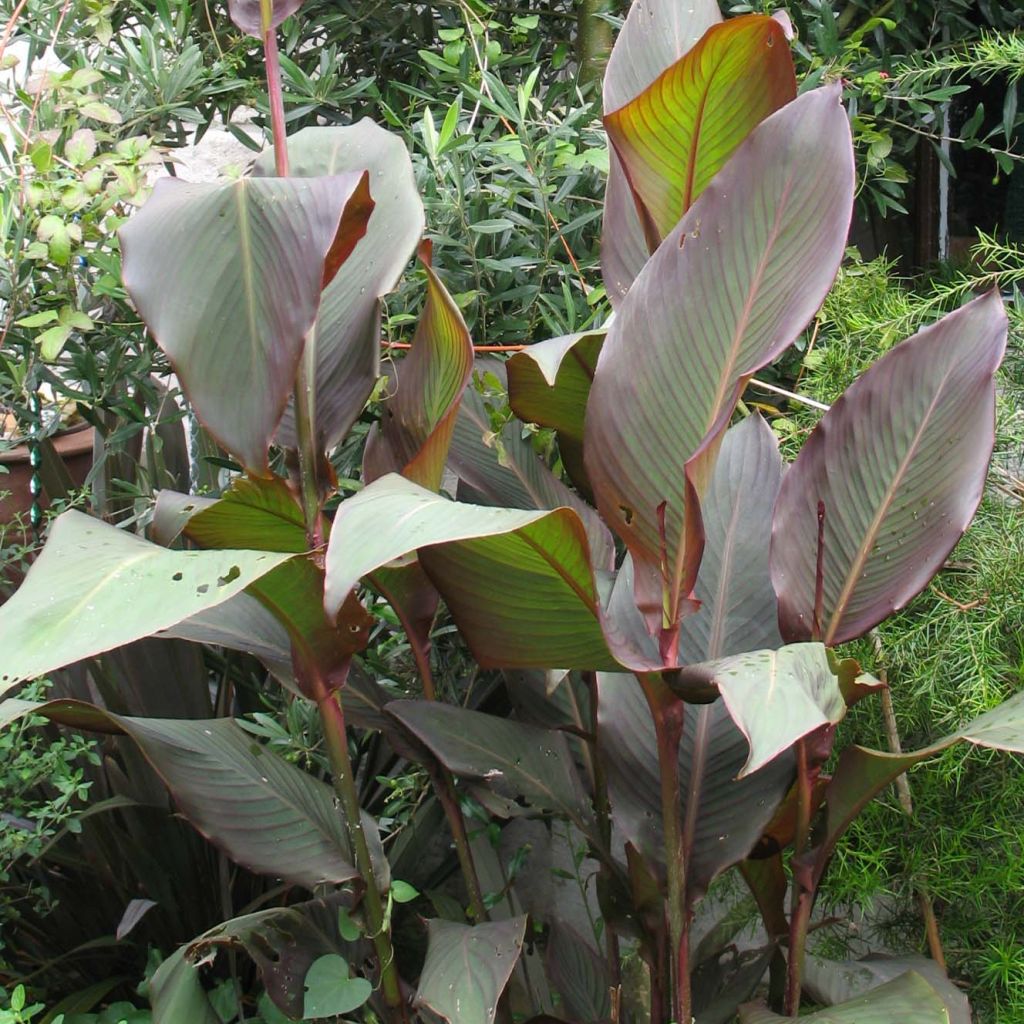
[870,629,948,972]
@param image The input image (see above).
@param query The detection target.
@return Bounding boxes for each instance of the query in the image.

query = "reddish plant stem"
[639,673,690,1024]
[262,22,289,176]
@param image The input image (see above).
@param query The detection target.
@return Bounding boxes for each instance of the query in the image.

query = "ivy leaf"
[302,955,372,1018]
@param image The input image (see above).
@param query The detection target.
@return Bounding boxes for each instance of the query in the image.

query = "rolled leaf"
[585,87,854,628]
[324,475,618,670]
[678,415,784,662]
[597,677,794,900]
[120,173,373,473]
[0,511,290,694]
[227,0,303,36]
[387,700,592,827]
[414,916,527,1024]
[605,14,795,241]
[738,970,949,1023]
[364,252,474,490]
[770,290,1007,646]
[601,0,722,302]
[255,122,425,449]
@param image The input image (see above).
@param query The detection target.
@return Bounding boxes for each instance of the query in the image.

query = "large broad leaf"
[601,0,721,303]
[414,916,527,1024]
[505,330,604,491]
[803,954,970,1024]
[364,251,474,490]
[227,0,303,36]
[605,14,795,242]
[667,644,846,775]
[152,894,355,1023]
[386,700,593,827]
[678,415,784,662]
[738,970,949,1023]
[585,87,854,631]
[597,677,793,900]
[324,474,618,670]
[451,383,614,569]
[0,700,381,889]
[120,174,373,474]
[546,921,611,1024]
[255,122,425,449]
[0,511,290,695]
[770,291,1007,646]
[184,476,310,553]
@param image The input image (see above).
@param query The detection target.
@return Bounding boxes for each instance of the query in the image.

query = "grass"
[776,246,1024,1023]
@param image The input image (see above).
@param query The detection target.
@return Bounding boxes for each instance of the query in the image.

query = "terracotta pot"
[0,421,95,528]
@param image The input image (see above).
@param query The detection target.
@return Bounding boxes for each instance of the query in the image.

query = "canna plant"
[0,1,1020,1022]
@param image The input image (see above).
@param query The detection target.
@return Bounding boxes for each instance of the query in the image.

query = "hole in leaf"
[171,572,183,581]
[619,505,634,525]
[196,584,209,595]
[217,565,241,587]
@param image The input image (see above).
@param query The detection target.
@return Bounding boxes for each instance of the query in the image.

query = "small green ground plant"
[1,2,1023,1024]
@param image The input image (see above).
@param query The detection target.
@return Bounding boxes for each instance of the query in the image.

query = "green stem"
[319,692,407,1020]
[640,673,690,1024]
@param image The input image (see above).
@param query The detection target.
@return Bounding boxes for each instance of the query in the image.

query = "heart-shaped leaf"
[585,87,854,632]
[605,14,795,241]
[254,122,425,449]
[120,174,374,473]
[302,954,372,1018]
[414,917,527,1024]
[770,290,1007,646]
[0,511,290,695]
